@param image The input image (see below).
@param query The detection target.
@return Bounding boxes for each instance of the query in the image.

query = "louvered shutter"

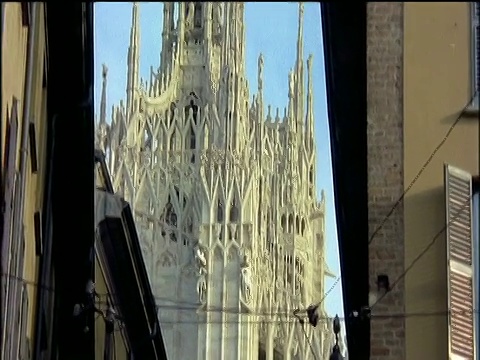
[444,164,475,360]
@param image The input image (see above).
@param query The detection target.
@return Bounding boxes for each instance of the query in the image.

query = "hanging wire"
[319,90,478,305]
[1,271,479,322]
[369,194,474,310]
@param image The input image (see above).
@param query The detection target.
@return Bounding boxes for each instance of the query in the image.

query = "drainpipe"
[2,2,38,357]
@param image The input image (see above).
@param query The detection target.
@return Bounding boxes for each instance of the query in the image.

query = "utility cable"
[2,271,479,321]
[367,91,477,246]
[369,195,473,310]
[319,91,478,305]
[3,270,478,324]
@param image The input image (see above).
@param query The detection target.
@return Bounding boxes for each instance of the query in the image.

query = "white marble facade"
[96,2,335,359]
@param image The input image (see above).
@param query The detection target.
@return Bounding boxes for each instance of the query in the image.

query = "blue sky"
[94,2,344,318]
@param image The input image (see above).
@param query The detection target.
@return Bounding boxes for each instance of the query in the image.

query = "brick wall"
[367,3,405,360]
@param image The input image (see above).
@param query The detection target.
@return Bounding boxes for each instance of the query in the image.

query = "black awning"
[96,194,167,359]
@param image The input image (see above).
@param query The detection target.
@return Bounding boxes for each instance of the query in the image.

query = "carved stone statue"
[240,254,252,303]
[288,71,295,98]
[194,244,207,271]
[197,266,207,304]
[258,54,264,91]
[295,272,303,296]
[194,244,208,304]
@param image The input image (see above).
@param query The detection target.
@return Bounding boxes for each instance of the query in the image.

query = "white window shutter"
[444,164,474,360]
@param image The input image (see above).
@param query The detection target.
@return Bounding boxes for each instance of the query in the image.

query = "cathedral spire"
[295,3,305,130]
[160,2,174,71]
[99,64,108,125]
[126,2,140,116]
[306,54,315,152]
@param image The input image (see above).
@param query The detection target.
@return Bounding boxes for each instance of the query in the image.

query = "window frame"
[471,2,479,109]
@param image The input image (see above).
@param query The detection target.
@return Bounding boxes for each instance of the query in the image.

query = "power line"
[319,91,478,305]
[369,195,473,310]
[367,91,477,246]
[2,271,477,322]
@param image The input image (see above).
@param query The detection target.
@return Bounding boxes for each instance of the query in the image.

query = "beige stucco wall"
[403,2,479,359]
[1,2,49,352]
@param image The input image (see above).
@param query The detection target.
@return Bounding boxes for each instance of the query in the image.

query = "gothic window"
[164,199,177,228]
[295,216,300,235]
[301,219,306,236]
[189,126,196,148]
[281,214,286,231]
[185,219,193,235]
[230,197,239,222]
[217,200,224,222]
[169,131,176,151]
[184,99,198,123]
[285,255,292,287]
[168,102,176,126]
[288,214,294,233]
[194,3,202,28]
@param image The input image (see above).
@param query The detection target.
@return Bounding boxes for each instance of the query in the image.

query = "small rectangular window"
[34,211,43,255]
[29,121,38,173]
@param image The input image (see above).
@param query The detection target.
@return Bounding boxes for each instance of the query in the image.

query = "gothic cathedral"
[95,2,335,359]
